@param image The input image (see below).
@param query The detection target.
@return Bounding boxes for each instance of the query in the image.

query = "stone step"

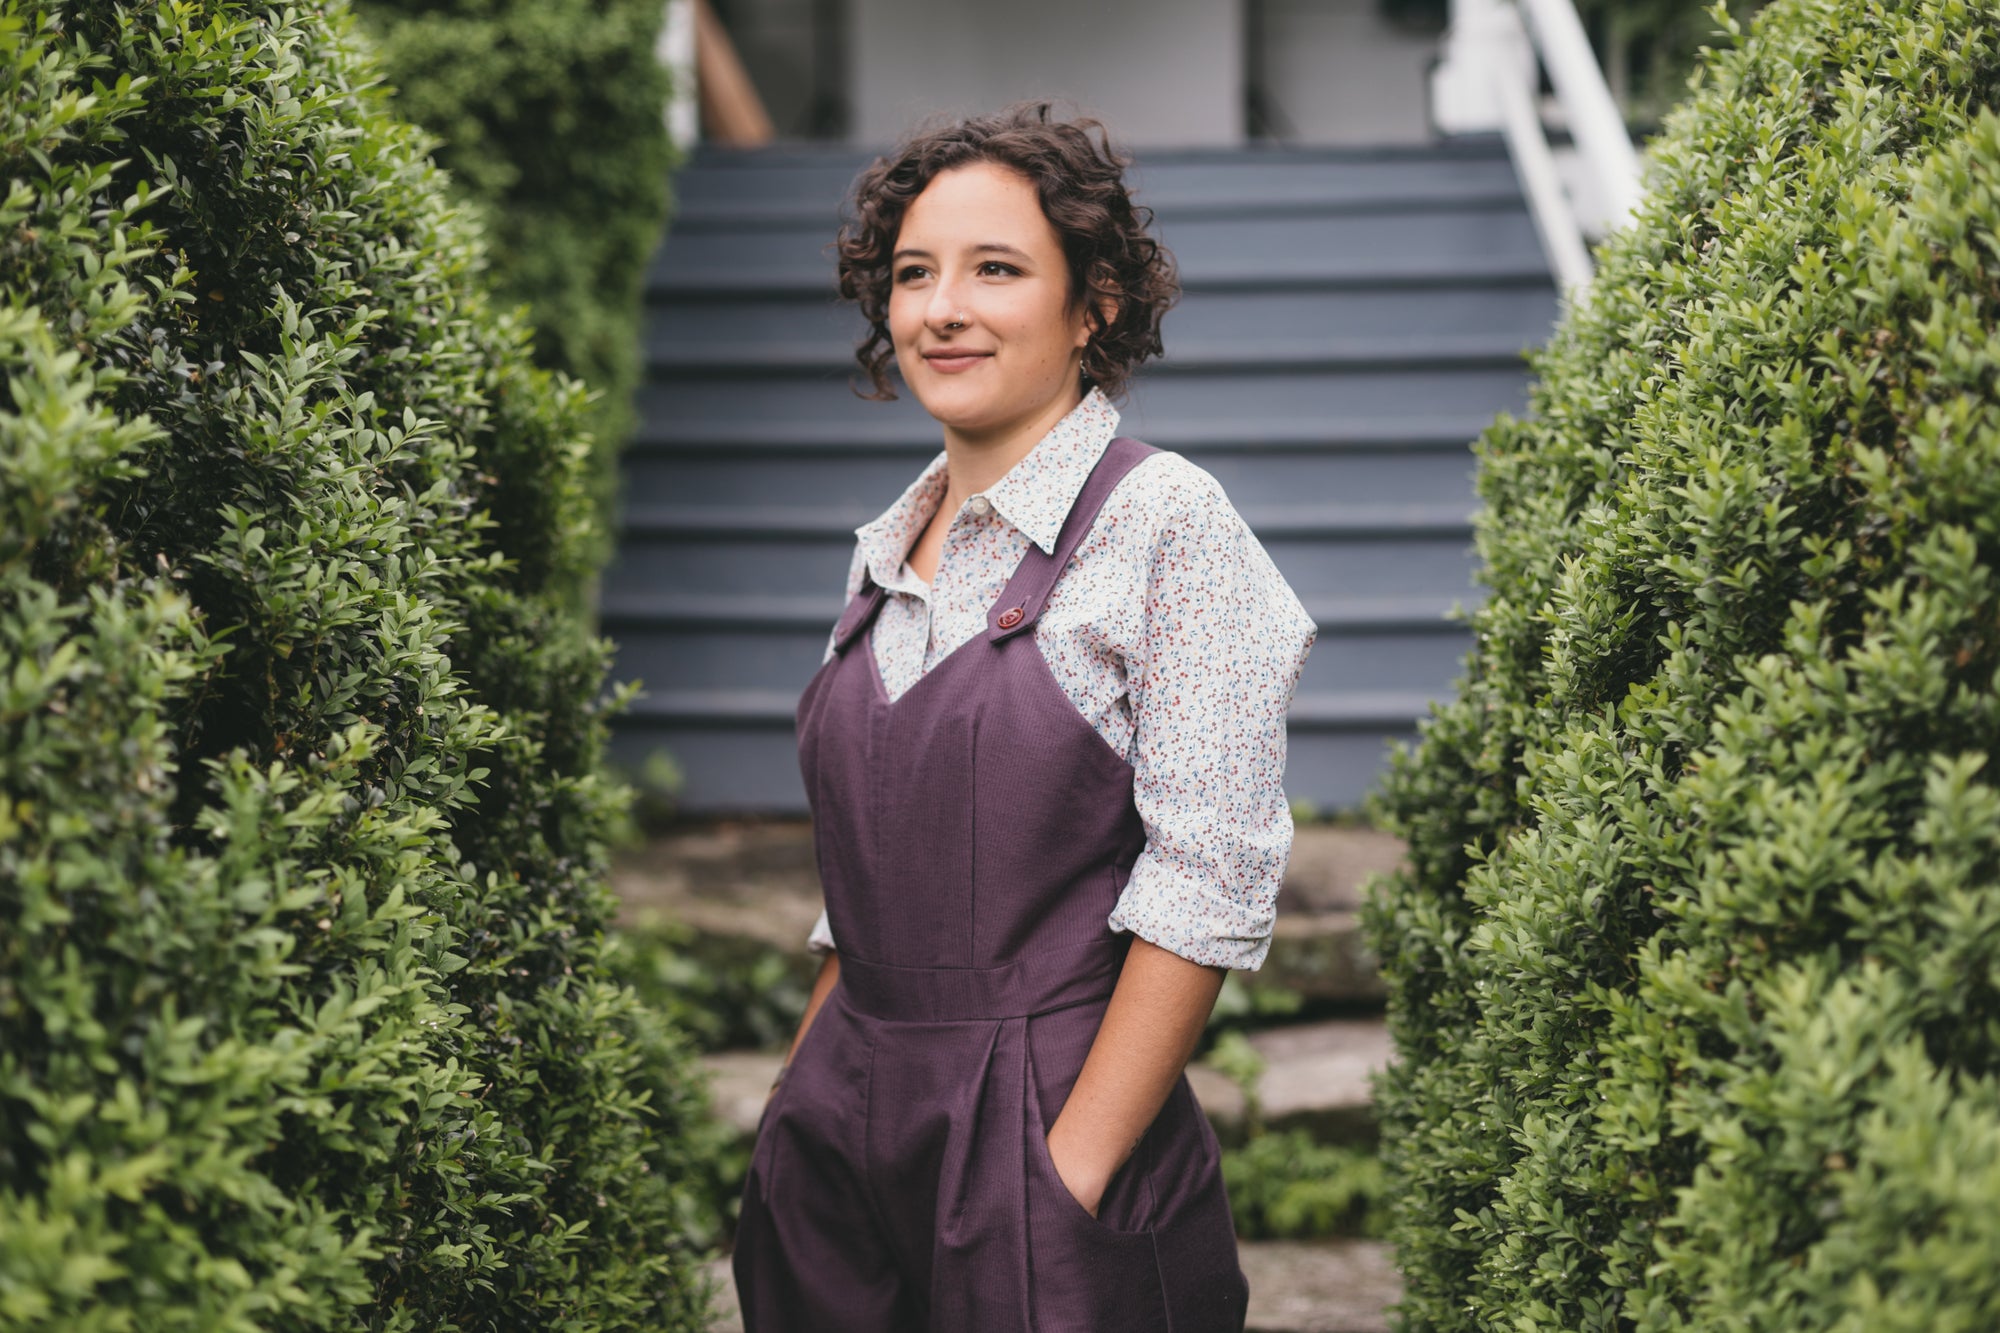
[1280,825,1409,914]
[613,819,824,950]
[702,1016,1394,1150]
[1189,1017,1394,1146]
[1240,1239,1401,1333]
[701,1239,1399,1332]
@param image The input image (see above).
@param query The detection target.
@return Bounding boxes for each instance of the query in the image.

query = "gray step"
[651,206,1547,296]
[619,685,1447,732]
[619,447,1477,512]
[617,500,1473,540]
[672,140,1524,228]
[646,285,1556,373]
[603,530,1476,602]
[601,621,1467,700]
[629,366,1530,450]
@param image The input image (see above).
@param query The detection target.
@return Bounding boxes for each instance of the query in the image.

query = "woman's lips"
[922,348,992,374]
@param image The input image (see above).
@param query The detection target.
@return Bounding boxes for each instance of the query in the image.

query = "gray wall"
[849,0,1244,147]
[714,0,840,137]
[1260,0,1439,144]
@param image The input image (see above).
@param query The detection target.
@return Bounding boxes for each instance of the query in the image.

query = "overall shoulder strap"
[987,436,1159,644]
[830,576,889,656]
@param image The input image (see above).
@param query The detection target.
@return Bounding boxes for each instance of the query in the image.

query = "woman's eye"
[895,264,930,283]
[978,261,1019,277]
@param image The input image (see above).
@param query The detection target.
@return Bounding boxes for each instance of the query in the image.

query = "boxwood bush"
[348,0,677,559]
[0,2,705,1328]
[1367,1,2000,1328]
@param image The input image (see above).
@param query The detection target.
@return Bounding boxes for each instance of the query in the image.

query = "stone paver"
[1243,1239,1401,1333]
[702,1241,1399,1332]
[1260,911,1384,1003]
[1250,1018,1394,1142]
[702,1050,785,1137]
[1280,827,1409,915]
[612,819,823,949]
[1195,1017,1394,1145]
[702,1256,743,1333]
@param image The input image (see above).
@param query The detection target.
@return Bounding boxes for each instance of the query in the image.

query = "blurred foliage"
[1207,1032,1390,1240]
[349,0,678,565]
[606,914,817,1055]
[1224,1132,1391,1241]
[1206,970,1308,1037]
[1368,0,2000,1327]
[601,919,817,1245]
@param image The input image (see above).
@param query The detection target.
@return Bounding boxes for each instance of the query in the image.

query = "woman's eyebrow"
[889,242,1033,262]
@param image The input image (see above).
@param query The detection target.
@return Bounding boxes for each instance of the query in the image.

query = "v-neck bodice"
[794,436,1157,978]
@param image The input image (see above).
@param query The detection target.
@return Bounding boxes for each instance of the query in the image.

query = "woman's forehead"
[897,163,1057,253]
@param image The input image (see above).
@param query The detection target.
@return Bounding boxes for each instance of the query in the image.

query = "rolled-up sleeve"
[1106,471,1317,971]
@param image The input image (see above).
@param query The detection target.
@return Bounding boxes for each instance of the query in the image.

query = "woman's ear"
[1077,294,1120,350]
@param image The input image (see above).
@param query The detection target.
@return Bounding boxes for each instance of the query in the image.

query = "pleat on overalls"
[734,436,1248,1333]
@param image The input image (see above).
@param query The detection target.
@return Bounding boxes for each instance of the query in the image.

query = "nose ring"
[945,310,967,330]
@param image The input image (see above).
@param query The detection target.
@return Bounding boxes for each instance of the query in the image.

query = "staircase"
[603,139,1558,813]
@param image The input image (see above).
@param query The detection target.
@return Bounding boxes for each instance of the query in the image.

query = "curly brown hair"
[835,102,1180,402]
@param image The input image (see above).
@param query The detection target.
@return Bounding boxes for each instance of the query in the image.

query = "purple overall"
[733,437,1248,1332]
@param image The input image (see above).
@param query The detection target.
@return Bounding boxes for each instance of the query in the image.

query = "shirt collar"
[985,388,1121,555]
[851,388,1123,587]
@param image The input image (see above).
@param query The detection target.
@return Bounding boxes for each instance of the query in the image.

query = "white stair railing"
[656,0,699,149]
[1430,0,1641,291]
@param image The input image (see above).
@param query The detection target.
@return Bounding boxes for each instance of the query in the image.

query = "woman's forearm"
[777,952,841,1080]
[1045,937,1226,1216]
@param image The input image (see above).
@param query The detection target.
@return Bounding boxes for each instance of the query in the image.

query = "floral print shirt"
[806,388,1318,970]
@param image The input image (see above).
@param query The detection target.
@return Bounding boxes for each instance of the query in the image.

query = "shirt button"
[967,494,992,516]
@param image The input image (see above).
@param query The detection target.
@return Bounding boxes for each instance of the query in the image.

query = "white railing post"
[1489,8,1593,290]
[657,0,699,150]
[1517,0,1640,229]
[1430,0,1528,135]
[1429,0,1641,290]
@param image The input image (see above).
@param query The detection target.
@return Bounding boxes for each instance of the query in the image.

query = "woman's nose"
[925,281,969,332]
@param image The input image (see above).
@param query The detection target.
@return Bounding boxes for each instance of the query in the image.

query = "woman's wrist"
[1045,1113,1120,1216]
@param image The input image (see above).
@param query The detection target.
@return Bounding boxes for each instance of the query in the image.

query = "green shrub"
[1205,1031,1388,1240]
[1366,1,2000,1328]
[0,2,705,1327]
[605,914,816,1056]
[348,0,677,559]
[1223,1131,1389,1241]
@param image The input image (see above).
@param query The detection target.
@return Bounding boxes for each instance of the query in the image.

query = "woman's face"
[887,161,1092,440]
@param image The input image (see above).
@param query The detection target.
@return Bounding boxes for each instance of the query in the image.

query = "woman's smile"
[920,345,995,374]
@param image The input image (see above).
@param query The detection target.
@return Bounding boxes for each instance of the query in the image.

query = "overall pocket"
[1021,1039,1169,1333]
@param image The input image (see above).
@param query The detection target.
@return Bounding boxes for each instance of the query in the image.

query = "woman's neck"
[936,385,1087,514]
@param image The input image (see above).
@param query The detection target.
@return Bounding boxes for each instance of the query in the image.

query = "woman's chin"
[912,388,1012,436]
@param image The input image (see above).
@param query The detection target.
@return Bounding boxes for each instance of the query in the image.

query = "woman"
[733,104,1317,1333]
